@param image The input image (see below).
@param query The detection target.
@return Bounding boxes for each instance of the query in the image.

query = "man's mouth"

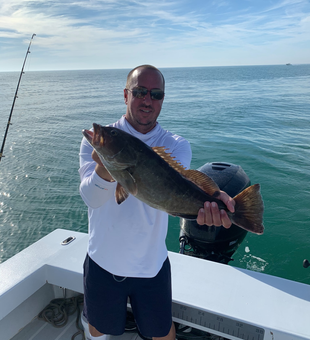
[140,107,152,113]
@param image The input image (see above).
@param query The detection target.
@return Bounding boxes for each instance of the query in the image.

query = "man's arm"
[79,137,116,209]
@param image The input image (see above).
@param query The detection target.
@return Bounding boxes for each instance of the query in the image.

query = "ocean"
[0,65,309,285]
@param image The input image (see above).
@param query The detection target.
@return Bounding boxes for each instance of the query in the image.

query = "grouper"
[82,123,264,235]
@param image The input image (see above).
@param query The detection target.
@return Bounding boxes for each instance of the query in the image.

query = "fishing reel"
[179,162,250,264]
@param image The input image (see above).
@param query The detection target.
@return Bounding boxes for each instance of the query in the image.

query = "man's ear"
[124,89,128,105]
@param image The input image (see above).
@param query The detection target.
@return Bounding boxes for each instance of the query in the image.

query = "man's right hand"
[92,150,115,182]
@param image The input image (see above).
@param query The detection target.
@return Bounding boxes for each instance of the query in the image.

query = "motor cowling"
[179,162,250,264]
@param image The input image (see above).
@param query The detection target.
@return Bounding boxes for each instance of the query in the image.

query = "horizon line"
[1,63,308,73]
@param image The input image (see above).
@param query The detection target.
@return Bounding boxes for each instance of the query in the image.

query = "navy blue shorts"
[83,254,172,337]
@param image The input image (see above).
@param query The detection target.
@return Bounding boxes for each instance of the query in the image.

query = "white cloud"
[0,0,309,70]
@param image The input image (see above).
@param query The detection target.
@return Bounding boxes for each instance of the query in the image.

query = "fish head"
[82,123,137,170]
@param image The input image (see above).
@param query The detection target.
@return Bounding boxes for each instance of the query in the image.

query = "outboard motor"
[179,162,250,264]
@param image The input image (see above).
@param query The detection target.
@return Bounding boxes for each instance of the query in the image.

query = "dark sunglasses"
[126,86,165,100]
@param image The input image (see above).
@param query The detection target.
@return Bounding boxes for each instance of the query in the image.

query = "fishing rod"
[0,33,36,163]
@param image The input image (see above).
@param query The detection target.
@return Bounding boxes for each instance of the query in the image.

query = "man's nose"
[143,91,152,105]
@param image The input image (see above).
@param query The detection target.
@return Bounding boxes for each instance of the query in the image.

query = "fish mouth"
[82,123,105,147]
[82,129,94,143]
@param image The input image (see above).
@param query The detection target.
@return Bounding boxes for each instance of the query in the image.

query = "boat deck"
[11,311,83,340]
[11,309,228,340]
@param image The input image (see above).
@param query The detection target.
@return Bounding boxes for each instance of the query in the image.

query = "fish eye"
[111,130,118,136]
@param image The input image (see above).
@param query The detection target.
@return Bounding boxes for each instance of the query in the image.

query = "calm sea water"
[0,65,310,285]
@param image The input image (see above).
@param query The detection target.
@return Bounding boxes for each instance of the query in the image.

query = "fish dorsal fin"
[152,147,187,175]
[152,146,220,196]
[183,169,221,197]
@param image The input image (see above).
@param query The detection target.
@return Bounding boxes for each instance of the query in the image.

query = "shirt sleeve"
[79,137,116,209]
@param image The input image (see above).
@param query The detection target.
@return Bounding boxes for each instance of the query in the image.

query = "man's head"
[124,65,165,134]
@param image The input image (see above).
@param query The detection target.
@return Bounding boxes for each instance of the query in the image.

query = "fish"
[82,123,264,235]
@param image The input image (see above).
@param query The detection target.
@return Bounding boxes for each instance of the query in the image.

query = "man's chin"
[137,120,152,126]
[135,119,157,133]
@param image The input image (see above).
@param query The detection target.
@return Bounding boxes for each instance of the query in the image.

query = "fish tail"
[231,184,264,235]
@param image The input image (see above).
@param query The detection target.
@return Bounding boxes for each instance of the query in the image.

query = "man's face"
[124,68,165,134]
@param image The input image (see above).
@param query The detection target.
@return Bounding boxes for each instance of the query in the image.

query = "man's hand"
[92,150,115,182]
[196,191,235,228]
[92,149,104,166]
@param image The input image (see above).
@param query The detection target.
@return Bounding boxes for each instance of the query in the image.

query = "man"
[79,65,234,340]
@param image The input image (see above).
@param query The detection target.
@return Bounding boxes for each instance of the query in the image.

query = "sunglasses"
[126,86,165,100]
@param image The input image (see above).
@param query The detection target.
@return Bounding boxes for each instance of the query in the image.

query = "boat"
[1,228,310,340]
[1,162,310,340]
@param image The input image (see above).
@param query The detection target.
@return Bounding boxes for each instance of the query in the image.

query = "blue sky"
[1,0,310,71]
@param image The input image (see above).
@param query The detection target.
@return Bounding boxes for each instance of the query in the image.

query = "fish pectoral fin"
[124,169,138,196]
[183,169,221,196]
[115,183,129,204]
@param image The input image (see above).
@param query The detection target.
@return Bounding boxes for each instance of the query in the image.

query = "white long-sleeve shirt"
[79,116,192,277]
